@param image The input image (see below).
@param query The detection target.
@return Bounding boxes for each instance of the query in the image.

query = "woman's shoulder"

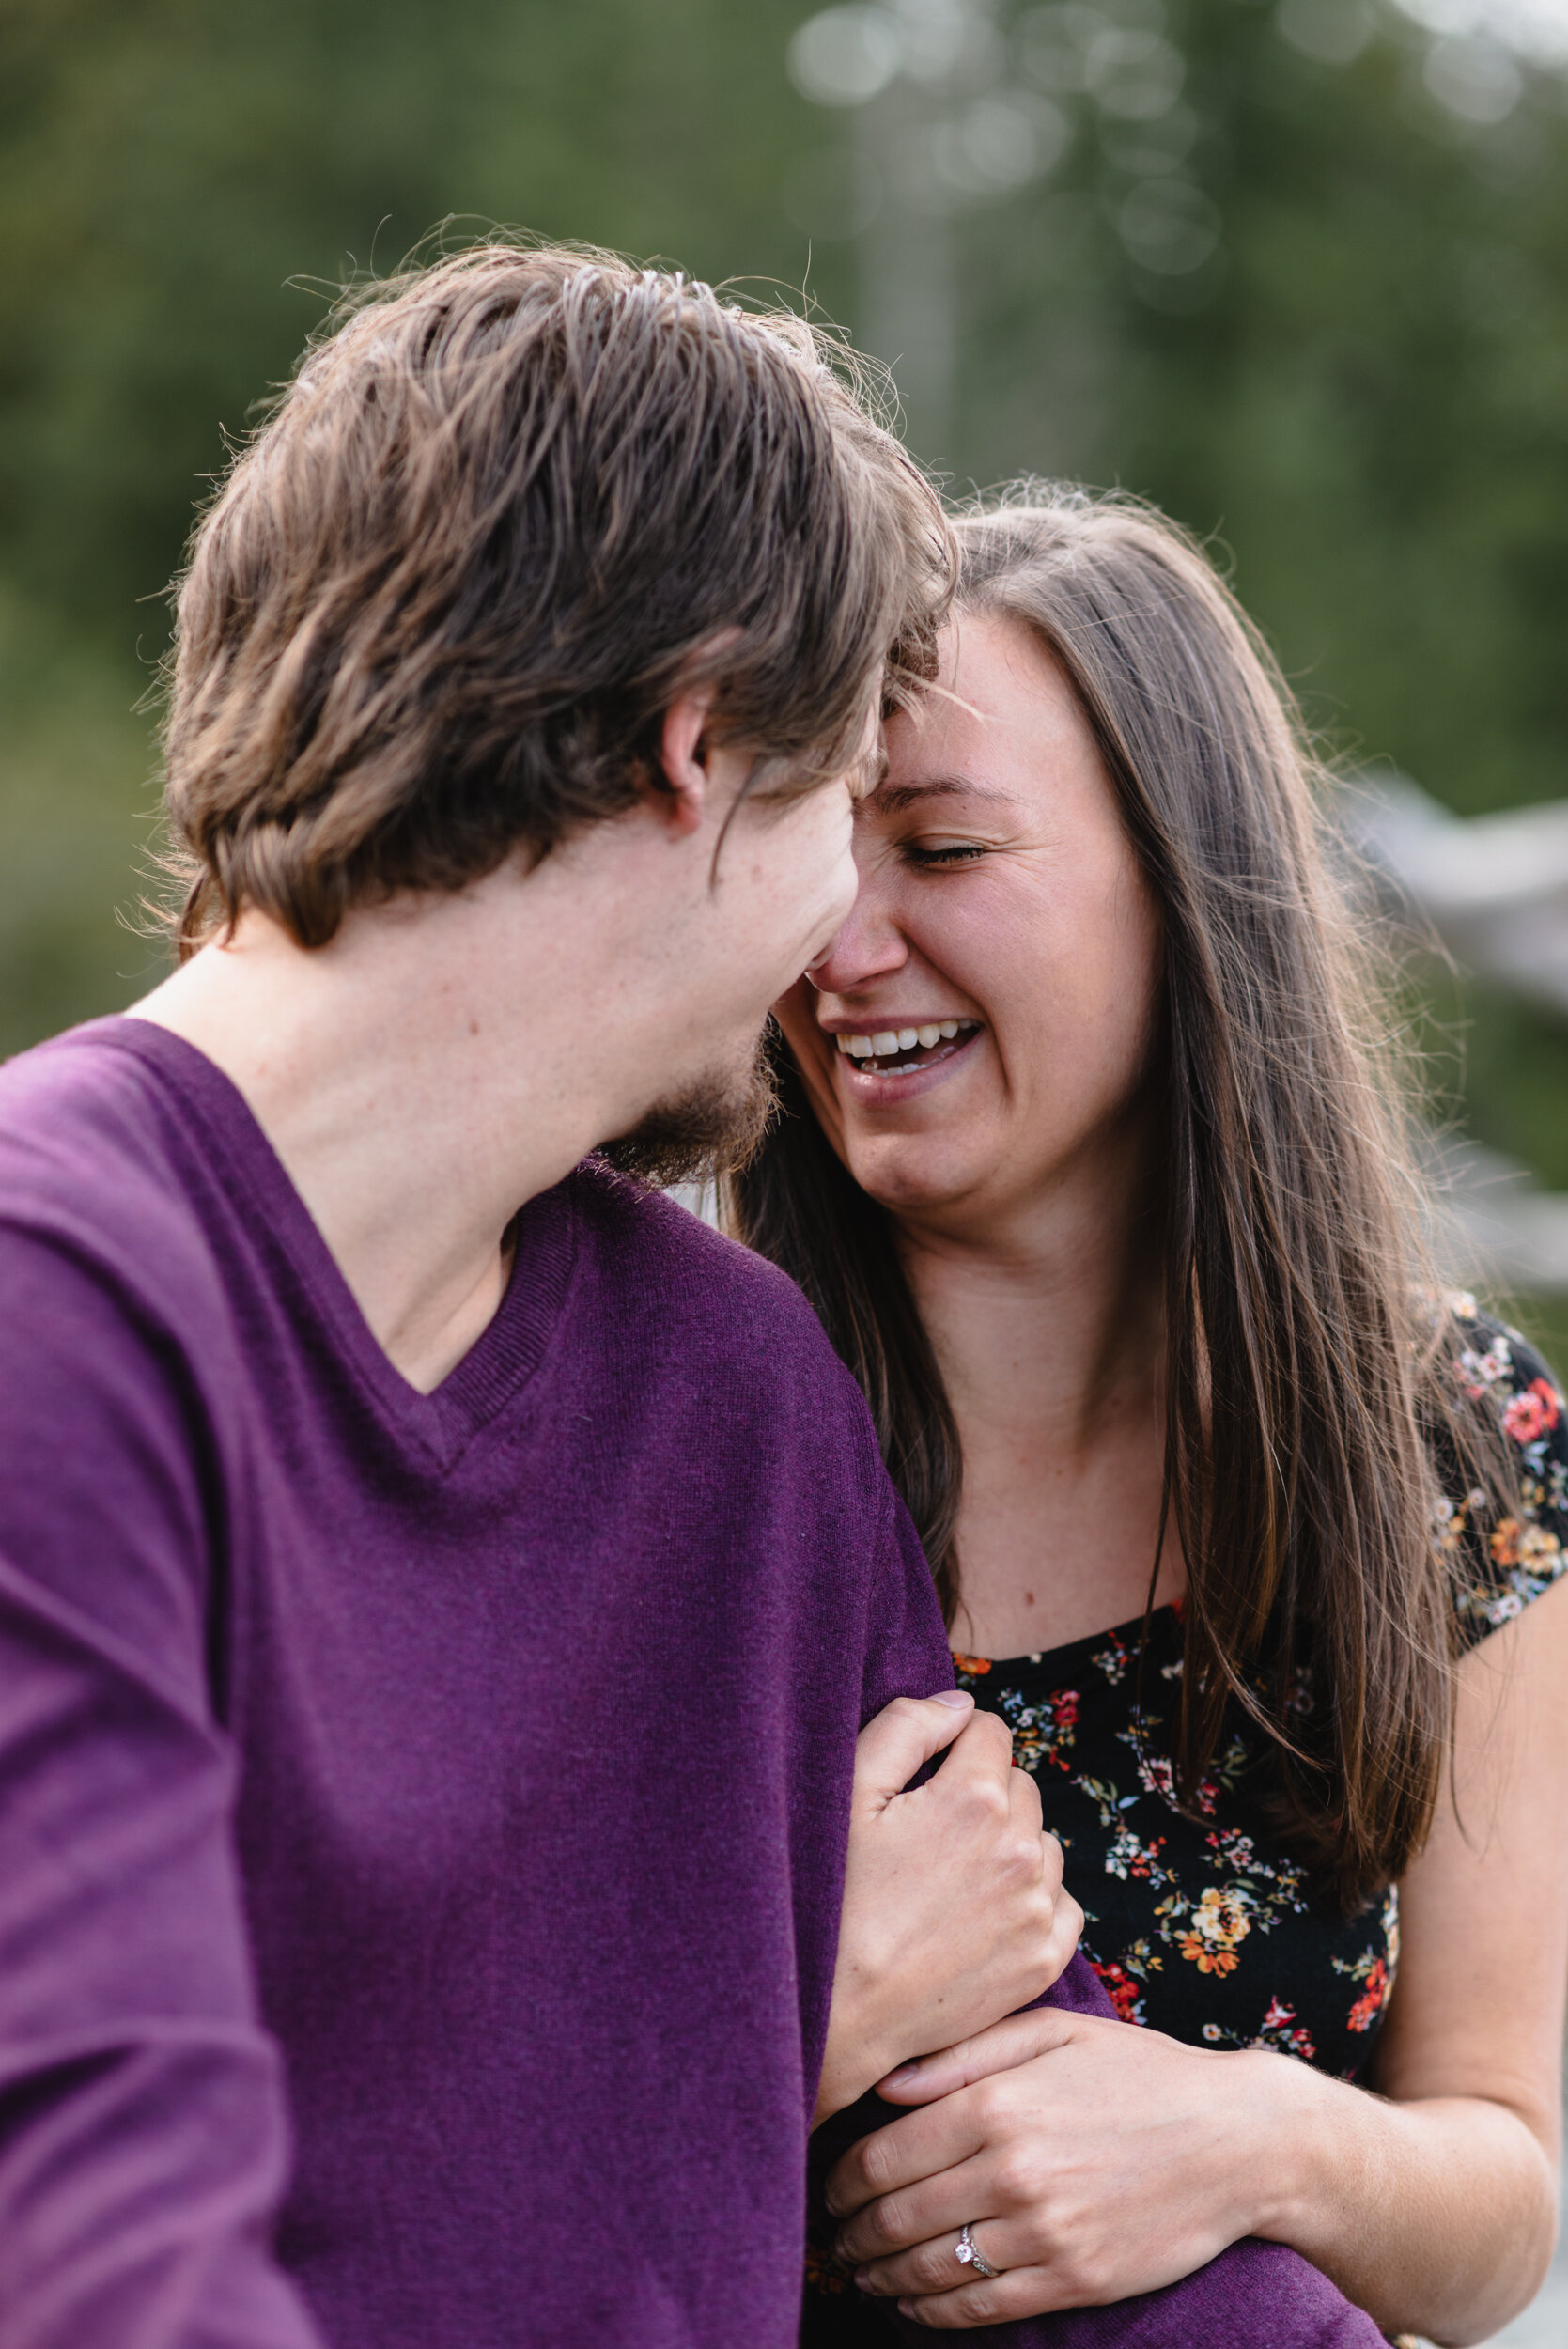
[1431,1296,1568,1642]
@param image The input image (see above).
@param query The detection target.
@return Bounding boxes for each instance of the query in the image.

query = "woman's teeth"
[834,1019,978,1072]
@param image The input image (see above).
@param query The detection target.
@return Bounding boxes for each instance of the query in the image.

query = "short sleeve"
[1436,1303,1568,1646]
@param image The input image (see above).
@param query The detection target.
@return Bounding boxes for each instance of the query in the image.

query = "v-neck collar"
[94,1017,575,1472]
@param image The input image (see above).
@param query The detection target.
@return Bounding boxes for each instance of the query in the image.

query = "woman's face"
[779,609,1163,1236]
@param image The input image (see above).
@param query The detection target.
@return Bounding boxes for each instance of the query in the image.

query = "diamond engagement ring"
[955,2222,1001,2280]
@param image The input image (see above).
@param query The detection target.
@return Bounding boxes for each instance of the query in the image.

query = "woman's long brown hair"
[729,484,1506,1917]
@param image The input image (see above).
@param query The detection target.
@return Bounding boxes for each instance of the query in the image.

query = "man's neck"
[125,742,850,1392]
[129,890,617,1394]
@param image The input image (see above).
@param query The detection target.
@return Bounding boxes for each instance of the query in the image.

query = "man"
[0,244,1378,2347]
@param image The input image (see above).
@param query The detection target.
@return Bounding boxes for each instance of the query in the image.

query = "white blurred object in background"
[1351,774,1568,1293]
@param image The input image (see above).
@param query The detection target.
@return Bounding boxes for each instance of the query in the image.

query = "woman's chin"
[844,1138,991,1220]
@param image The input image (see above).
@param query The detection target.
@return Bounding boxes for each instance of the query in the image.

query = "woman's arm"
[1276,1563,1568,2335]
[825,1575,1568,2340]
[814,1692,1082,2124]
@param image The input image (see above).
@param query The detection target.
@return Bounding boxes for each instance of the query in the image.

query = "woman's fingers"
[1048,1887,1084,1978]
[833,2149,998,2267]
[894,2270,1063,2329]
[851,2213,1037,2300]
[926,1704,1023,1805]
[850,1691,977,1809]
[877,2005,1079,2105]
[826,2098,997,2223]
[1006,1752,1046,1837]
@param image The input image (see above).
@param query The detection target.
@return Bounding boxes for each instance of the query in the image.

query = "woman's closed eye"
[899,838,990,868]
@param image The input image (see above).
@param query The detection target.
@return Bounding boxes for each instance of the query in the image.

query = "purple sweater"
[0,1020,1380,2349]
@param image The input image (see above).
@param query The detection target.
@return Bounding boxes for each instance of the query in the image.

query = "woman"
[733,488,1568,2342]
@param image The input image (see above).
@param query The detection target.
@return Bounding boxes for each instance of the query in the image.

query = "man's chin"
[598,1052,777,1190]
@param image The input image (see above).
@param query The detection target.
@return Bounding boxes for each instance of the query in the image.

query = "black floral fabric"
[954,1305,1568,2079]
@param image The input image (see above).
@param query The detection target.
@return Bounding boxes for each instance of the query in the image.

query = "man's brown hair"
[163,240,955,951]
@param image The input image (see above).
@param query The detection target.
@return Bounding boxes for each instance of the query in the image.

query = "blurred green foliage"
[1,0,1566,1353]
[0,0,828,1044]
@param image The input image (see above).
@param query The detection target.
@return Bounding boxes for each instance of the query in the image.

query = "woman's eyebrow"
[868,775,1022,816]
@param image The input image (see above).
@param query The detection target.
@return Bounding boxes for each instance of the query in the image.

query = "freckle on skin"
[1024,1590,1035,1607]
[469,1019,480,1037]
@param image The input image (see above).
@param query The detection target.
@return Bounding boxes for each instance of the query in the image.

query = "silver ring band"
[955,2221,1001,2280]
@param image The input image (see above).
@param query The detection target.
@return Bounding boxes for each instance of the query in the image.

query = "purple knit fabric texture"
[0,1020,1381,2348]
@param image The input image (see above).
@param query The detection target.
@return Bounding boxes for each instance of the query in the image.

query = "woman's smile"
[827,1016,986,1097]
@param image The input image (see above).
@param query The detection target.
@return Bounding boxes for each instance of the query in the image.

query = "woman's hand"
[823,1584,1568,2340]
[814,1695,1081,2126]
[825,2005,1286,2325]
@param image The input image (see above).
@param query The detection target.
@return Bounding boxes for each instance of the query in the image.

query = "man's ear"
[650,689,716,839]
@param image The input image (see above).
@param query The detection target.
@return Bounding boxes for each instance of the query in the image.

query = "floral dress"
[954,1306,1568,2079]
[801,1307,1568,2338]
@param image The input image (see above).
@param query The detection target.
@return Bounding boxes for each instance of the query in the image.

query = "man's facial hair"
[598,1038,778,1189]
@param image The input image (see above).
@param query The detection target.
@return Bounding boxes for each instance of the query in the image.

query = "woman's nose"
[806,883,909,994]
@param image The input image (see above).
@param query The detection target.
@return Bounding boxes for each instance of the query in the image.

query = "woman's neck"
[896,1128,1181,1658]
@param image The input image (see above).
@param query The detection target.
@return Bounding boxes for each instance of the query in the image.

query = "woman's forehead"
[881,626,1101,811]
